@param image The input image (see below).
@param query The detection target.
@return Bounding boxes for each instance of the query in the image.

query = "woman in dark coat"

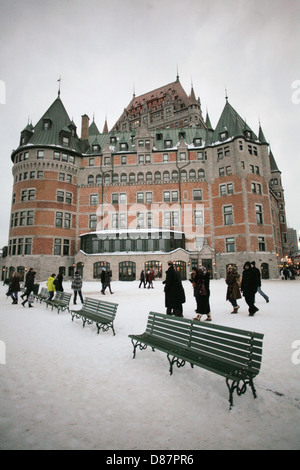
[163,262,185,317]
[226,266,242,313]
[241,261,259,316]
[21,271,36,308]
[190,266,212,321]
[55,273,64,292]
[8,271,21,304]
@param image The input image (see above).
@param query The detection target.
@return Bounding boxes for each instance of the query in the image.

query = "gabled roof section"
[212,100,257,144]
[19,96,83,153]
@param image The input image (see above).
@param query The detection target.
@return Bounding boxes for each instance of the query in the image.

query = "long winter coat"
[55,273,64,292]
[164,265,185,309]
[226,270,242,300]
[241,264,258,295]
[9,275,20,293]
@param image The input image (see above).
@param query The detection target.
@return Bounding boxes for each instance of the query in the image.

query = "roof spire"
[225,85,228,102]
[57,75,62,98]
[176,65,179,82]
[133,83,135,99]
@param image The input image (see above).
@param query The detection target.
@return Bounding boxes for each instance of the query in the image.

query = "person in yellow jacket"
[47,273,56,300]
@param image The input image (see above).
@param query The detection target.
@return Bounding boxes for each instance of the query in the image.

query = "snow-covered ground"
[0,277,299,450]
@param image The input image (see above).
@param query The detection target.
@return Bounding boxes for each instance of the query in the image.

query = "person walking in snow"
[100,268,106,294]
[225,265,242,314]
[54,272,64,292]
[8,271,21,304]
[241,261,259,316]
[21,271,36,308]
[139,270,146,288]
[103,270,113,294]
[163,261,185,317]
[191,266,212,321]
[71,271,84,304]
[251,261,269,303]
[46,274,56,301]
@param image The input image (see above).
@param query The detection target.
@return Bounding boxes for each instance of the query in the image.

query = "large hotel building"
[2,76,288,281]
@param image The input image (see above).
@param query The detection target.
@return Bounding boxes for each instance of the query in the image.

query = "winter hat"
[243,261,251,269]
[251,261,256,266]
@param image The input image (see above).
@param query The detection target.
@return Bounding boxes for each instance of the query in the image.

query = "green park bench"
[129,312,264,409]
[70,297,118,335]
[45,291,71,314]
[34,287,48,303]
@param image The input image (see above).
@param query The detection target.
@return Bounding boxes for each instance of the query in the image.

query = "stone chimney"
[81,114,90,140]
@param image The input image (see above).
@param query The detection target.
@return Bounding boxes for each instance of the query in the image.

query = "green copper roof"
[212,100,257,143]
[19,96,83,153]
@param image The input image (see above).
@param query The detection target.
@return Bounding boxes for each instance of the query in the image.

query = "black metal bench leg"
[167,354,186,376]
[131,339,147,359]
[249,378,257,399]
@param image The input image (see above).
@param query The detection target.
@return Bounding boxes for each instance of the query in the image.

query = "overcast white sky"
[0,0,299,248]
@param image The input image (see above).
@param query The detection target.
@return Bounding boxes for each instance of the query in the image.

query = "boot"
[231,306,239,314]
[193,314,202,321]
[205,313,212,321]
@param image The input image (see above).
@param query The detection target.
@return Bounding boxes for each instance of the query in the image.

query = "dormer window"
[164,139,172,148]
[92,144,100,153]
[110,136,117,144]
[120,142,128,151]
[219,131,228,141]
[43,118,52,130]
[193,137,202,146]
[62,136,69,147]
[244,130,252,139]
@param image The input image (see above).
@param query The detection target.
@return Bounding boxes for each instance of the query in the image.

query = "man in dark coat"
[163,262,185,317]
[251,261,269,303]
[241,261,259,316]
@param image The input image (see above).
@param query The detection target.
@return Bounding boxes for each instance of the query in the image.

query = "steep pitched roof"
[269,149,280,173]
[19,96,83,153]
[212,100,257,143]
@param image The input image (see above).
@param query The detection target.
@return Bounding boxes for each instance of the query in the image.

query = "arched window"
[95,174,102,184]
[119,261,136,281]
[189,169,196,179]
[163,171,170,181]
[88,175,94,184]
[154,171,161,181]
[181,170,187,181]
[112,173,119,183]
[137,172,144,182]
[198,169,205,179]
[121,173,127,183]
[129,173,135,182]
[172,170,178,180]
[104,174,110,184]
[93,261,111,279]
[146,172,152,182]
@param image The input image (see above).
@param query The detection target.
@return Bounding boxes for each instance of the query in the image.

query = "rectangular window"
[65,192,72,204]
[27,211,34,225]
[163,191,170,202]
[37,150,44,159]
[24,238,32,255]
[224,205,233,225]
[194,209,204,226]
[258,236,265,251]
[172,191,178,202]
[145,192,152,203]
[55,212,63,227]
[64,213,71,228]
[89,214,97,229]
[137,192,144,203]
[54,151,60,160]
[255,204,263,225]
[193,189,202,200]
[90,194,99,205]
[57,191,64,202]
[226,237,235,252]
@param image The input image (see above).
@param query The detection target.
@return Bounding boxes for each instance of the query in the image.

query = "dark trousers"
[74,290,83,304]
[244,292,257,314]
[166,306,183,317]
